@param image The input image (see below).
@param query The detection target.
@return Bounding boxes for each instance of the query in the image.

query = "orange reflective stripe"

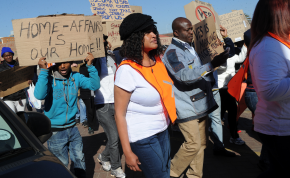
[117,57,177,123]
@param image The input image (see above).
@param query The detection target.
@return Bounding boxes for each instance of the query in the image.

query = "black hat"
[119,13,156,40]
[244,29,251,47]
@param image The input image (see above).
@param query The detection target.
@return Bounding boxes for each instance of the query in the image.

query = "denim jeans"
[257,133,290,178]
[244,91,258,114]
[47,126,86,178]
[130,128,170,178]
[79,99,87,123]
[208,90,224,150]
[96,103,121,170]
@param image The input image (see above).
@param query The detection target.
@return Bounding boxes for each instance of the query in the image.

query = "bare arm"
[114,85,141,172]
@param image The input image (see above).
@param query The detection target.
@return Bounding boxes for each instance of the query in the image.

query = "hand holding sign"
[38,57,47,69]
[220,25,227,38]
[85,52,94,66]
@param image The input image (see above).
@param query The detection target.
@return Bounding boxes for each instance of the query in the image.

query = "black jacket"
[0,60,26,101]
[79,63,92,100]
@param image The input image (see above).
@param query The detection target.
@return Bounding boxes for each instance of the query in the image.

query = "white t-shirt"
[114,65,170,143]
[94,58,115,104]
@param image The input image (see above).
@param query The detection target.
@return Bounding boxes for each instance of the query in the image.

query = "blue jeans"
[47,127,86,177]
[79,98,87,123]
[208,90,224,150]
[244,90,258,114]
[130,128,170,178]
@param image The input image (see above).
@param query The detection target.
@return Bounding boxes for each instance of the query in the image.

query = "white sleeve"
[235,45,248,63]
[114,65,136,92]
[251,49,290,101]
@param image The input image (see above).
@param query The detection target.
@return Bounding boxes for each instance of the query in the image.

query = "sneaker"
[229,137,245,145]
[88,127,94,135]
[97,154,111,171]
[82,121,88,128]
[75,119,80,125]
[111,167,126,178]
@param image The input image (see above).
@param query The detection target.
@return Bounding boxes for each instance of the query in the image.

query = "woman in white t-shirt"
[114,14,177,178]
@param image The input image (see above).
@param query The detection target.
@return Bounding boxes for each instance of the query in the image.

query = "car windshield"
[0,112,30,156]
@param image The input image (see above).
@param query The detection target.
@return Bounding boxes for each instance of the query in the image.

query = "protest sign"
[0,66,34,97]
[184,0,222,39]
[131,6,142,13]
[90,0,131,21]
[106,21,122,50]
[219,10,251,42]
[12,15,105,66]
[160,37,172,46]
[192,16,224,64]
[0,42,18,61]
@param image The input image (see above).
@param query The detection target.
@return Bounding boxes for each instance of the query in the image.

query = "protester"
[94,53,125,177]
[208,25,236,157]
[248,0,290,177]
[217,27,247,146]
[162,17,229,178]
[0,47,30,113]
[114,13,177,178]
[34,53,100,178]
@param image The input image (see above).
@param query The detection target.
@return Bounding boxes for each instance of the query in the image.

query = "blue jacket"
[34,64,100,128]
[162,38,217,123]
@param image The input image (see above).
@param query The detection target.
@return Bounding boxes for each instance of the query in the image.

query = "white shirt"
[250,36,290,136]
[94,57,114,104]
[114,65,170,143]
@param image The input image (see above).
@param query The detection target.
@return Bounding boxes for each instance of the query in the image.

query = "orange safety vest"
[117,56,177,123]
[228,32,290,120]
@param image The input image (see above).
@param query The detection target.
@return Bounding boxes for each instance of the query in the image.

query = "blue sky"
[0,0,258,37]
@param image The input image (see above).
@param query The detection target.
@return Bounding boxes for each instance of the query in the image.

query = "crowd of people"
[1,0,290,178]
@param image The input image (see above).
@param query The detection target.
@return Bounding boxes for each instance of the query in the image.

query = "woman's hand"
[125,151,142,172]
[85,52,94,66]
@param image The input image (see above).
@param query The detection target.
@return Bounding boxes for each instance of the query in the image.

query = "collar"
[172,37,193,51]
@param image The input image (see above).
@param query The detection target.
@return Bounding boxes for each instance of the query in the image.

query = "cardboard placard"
[184,0,222,40]
[106,21,122,50]
[131,5,142,13]
[0,66,34,97]
[160,37,172,46]
[219,10,251,42]
[0,42,18,61]
[89,0,131,21]
[193,16,224,64]
[12,15,105,66]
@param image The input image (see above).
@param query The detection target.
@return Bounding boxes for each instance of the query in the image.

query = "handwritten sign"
[184,0,222,40]
[131,5,142,13]
[219,10,251,42]
[90,0,131,21]
[0,42,18,61]
[106,21,122,50]
[12,15,105,66]
[0,66,34,97]
[193,16,224,64]
[160,37,172,46]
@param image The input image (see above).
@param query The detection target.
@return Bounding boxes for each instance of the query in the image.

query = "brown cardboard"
[90,0,131,21]
[131,5,142,13]
[184,0,222,40]
[0,42,18,61]
[192,16,224,64]
[12,15,105,66]
[106,21,123,50]
[0,66,34,97]
[160,37,172,46]
[219,10,251,42]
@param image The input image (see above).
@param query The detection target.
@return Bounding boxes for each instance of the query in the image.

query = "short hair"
[119,25,163,65]
[249,0,290,53]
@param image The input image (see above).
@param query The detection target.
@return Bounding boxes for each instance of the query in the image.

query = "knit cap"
[1,47,14,57]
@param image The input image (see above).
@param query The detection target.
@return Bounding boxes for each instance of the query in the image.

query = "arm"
[34,58,51,100]
[251,50,290,101]
[162,49,214,86]
[220,25,235,58]
[114,86,141,172]
[235,45,248,64]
